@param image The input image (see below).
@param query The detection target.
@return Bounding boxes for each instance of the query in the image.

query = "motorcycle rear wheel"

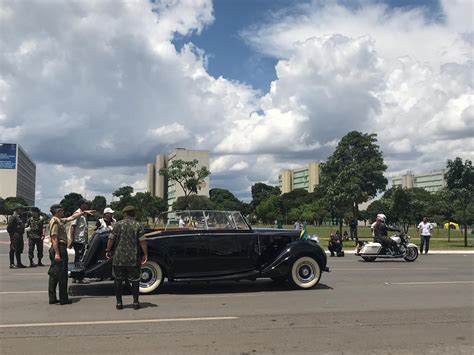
[404,247,418,262]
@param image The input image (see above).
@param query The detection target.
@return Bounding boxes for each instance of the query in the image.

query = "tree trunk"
[464,223,468,247]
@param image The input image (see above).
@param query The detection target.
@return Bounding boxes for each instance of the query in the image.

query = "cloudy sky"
[1,0,473,211]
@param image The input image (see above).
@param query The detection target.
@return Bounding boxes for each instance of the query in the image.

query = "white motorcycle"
[357,233,418,262]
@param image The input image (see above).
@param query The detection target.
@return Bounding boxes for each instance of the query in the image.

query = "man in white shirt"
[417,217,433,255]
[68,199,91,283]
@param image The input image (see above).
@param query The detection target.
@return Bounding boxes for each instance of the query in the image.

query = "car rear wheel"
[362,256,376,262]
[289,256,321,289]
[139,260,164,294]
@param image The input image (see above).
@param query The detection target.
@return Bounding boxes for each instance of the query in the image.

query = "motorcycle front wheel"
[404,247,418,262]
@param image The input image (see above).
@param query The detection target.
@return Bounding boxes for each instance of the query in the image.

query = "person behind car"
[48,204,92,305]
[372,214,400,252]
[95,207,116,231]
[7,205,26,269]
[106,205,148,310]
[26,207,45,267]
[328,232,343,257]
[69,199,91,284]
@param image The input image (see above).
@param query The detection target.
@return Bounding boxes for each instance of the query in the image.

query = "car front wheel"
[289,256,321,289]
[139,260,164,294]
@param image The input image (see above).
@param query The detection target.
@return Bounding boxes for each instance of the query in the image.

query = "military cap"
[122,205,135,213]
[31,207,40,213]
[13,204,24,211]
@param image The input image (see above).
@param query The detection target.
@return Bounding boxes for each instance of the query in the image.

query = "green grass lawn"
[256,225,473,250]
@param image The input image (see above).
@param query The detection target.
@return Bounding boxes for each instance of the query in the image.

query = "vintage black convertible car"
[68,210,329,293]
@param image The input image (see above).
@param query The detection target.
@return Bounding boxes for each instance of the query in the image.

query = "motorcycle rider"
[372,214,401,254]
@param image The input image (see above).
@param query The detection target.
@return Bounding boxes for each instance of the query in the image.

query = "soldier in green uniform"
[26,207,45,267]
[106,205,148,310]
[48,204,91,305]
[7,205,26,269]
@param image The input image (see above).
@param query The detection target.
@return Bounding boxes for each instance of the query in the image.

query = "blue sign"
[0,143,17,169]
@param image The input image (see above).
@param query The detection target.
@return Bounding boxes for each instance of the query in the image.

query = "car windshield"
[158,211,251,231]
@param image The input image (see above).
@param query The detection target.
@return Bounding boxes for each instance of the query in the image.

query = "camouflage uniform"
[48,216,69,304]
[109,216,145,309]
[7,212,25,267]
[109,217,145,281]
[26,216,44,263]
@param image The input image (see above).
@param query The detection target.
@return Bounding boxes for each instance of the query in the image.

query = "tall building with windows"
[0,143,36,205]
[278,162,321,194]
[392,170,447,192]
[146,148,210,209]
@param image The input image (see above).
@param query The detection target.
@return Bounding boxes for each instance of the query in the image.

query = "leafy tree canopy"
[91,195,107,214]
[159,159,211,197]
[319,131,387,219]
[173,195,216,211]
[60,192,84,216]
[251,182,280,208]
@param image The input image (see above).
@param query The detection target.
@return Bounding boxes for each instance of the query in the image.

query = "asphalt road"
[0,230,473,354]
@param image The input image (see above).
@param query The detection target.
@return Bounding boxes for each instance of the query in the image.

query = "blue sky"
[1,0,472,210]
[173,0,443,92]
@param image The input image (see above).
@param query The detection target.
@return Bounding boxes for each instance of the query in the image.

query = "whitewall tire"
[139,260,164,294]
[289,256,321,289]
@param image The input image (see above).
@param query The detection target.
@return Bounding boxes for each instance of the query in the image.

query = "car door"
[204,229,259,276]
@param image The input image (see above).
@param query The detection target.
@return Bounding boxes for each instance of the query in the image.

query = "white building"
[0,143,36,205]
[146,148,210,209]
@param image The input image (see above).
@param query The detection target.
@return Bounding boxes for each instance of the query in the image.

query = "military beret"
[122,205,135,213]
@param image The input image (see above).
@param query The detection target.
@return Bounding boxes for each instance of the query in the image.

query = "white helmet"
[376,213,386,221]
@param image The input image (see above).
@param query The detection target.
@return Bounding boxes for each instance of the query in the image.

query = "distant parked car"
[69,210,329,293]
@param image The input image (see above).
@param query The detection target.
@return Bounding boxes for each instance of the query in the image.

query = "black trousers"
[73,242,86,262]
[28,238,43,260]
[48,244,68,302]
[328,242,342,254]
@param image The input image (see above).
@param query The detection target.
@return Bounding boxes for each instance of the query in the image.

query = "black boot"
[114,280,123,310]
[16,252,26,268]
[30,259,37,267]
[131,281,140,310]
[37,259,44,267]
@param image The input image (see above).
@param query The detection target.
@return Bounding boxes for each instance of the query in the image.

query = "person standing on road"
[68,199,91,283]
[48,204,92,305]
[106,205,148,310]
[7,205,26,268]
[349,217,358,241]
[417,217,433,255]
[26,207,45,267]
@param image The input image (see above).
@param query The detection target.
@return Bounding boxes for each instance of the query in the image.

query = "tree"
[60,193,84,216]
[111,186,134,213]
[251,183,280,209]
[322,131,387,216]
[210,188,242,210]
[133,192,167,223]
[445,157,474,247]
[255,194,282,224]
[1,197,27,217]
[173,195,216,211]
[159,159,211,197]
[91,195,107,214]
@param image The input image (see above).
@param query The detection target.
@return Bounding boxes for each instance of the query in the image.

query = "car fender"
[261,240,327,278]
[146,244,173,279]
[407,243,418,248]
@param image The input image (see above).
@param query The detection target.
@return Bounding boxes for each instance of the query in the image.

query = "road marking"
[0,291,47,295]
[0,316,239,328]
[334,268,449,271]
[387,281,474,285]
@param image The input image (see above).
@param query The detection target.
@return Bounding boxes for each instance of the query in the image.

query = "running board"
[174,270,259,282]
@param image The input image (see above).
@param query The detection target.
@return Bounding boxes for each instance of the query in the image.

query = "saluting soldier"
[48,204,93,305]
[26,207,45,267]
[106,205,148,310]
[7,205,26,268]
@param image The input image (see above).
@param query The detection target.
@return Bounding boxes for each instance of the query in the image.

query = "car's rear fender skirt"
[261,241,326,278]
